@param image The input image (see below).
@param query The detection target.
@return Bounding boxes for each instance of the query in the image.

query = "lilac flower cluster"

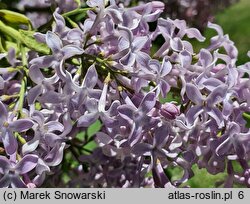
[0,0,250,188]
[118,0,239,31]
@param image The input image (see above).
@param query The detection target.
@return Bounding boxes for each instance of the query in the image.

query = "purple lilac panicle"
[0,0,249,188]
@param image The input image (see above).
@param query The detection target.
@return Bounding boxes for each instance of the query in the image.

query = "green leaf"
[19,30,50,54]
[0,10,31,26]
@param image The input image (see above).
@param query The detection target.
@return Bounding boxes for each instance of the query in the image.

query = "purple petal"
[0,76,4,90]
[44,121,64,133]
[186,83,204,104]
[96,132,112,146]
[186,105,203,124]
[83,65,98,88]
[67,29,83,41]
[132,143,152,156]
[11,177,27,188]
[120,52,136,66]
[186,28,205,42]
[29,66,45,85]
[27,84,43,104]
[207,84,228,105]
[207,107,224,128]
[139,92,156,113]
[46,31,62,53]
[0,156,10,174]
[44,142,65,166]
[15,155,38,174]
[22,137,40,155]
[9,119,34,132]
[0,175,10,188]
[199,49,213,67]
[2,131,18,155]
[118,105,135,123]
[77,112,99,127]
[170,37,183,51]
[39,91,64,104]
[161,58,172,76]
[0,101,7,124]
[53,8,65,34]
[61,45,84,59]
[133,36,148,51]
[154,125,169,147]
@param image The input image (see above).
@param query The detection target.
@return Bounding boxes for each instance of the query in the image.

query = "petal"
[185,28,205,42]
[39,91,64,104]
[139,92,156,113]
[179,50,192,68]
[0,175,10,188]
[0,156,10,174]
[186,105,203,125]
[207,84,228,105]
[44,121,64,133]
[0,101,7,124]
[44,142,65,166]
[77,112,99,127]
[11,177,27,188]
[154,125,169,147]
[107,8,123,24]
[207,107,224,128]
[133,36,148,51]
[36,158,50,175]
[233,138,246,159]
[132,143,152,156]
[83,65,98,88]
[22,137,40,155]
[120,52,136,66]
[118,105,135,123]
[118,37,130,51]
[170,37,183,51]
[0,76,4,90]
[61,45,84,59]
[2,131,18,155]
[29,65,45,84]
[199,49,213,67]
[9,119,34,132]
[96,132,112,146]
[46,31,62,53]
[135,51,150,67]
[67,29,83,41]
[29,55,55,68]
[15,154,38,174]
[186,83,204,104]
[161,57,172,76]
[53,8,66,34]
[27,84,43,104]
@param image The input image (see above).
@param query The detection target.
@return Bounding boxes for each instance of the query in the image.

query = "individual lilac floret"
[113,26,149,67]
[0,101,34,155]
[118,92,159,146]
[185,83,228,127]
[0,155,38,188]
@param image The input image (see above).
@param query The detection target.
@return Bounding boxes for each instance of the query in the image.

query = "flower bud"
[160,103,180,119]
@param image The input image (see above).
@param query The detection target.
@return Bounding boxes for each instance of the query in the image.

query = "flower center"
[3,121,9,128]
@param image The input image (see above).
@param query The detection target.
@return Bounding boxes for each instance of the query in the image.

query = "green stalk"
[62,8,93,17]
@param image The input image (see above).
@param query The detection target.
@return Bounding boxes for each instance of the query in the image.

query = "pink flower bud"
[160,103,180,119]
